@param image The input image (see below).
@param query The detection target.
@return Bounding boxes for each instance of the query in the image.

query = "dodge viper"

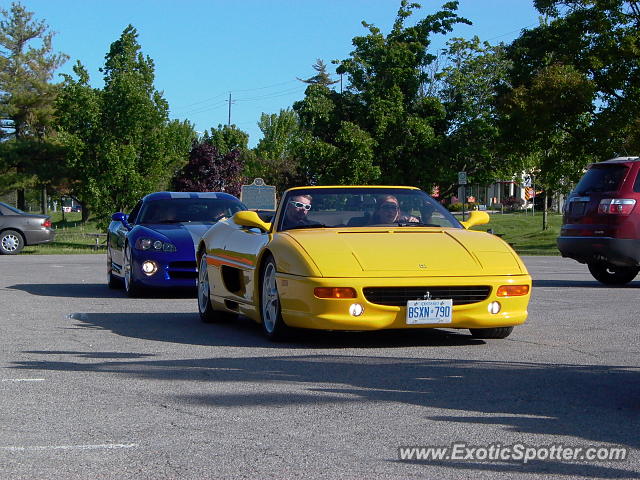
[196,186,531,340]
[108,191,246,296]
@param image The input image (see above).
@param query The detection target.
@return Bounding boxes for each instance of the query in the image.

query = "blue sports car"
[107,191,246,296]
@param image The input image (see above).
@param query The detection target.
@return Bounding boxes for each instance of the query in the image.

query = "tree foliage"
[502,0,640,192]
[297,59,339,86]
[252,109,305,192]
[0,2,67,206]
[293,1,470,188]
[172,140,244,196]
[55,25,195,225]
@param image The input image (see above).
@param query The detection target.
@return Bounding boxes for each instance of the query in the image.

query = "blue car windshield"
[138,198,245,224]
[278,187,461,231]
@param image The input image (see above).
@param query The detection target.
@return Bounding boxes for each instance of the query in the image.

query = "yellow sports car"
[196,186,531,340]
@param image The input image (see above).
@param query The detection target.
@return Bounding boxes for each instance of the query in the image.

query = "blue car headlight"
[135,237,177,252]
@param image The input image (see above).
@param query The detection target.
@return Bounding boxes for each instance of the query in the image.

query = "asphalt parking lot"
[0,255,638,479]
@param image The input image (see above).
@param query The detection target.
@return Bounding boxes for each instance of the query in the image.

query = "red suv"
[557,156,640,285]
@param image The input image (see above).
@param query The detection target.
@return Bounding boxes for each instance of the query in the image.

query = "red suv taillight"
[598,198,637,215]
[42,219,52,228]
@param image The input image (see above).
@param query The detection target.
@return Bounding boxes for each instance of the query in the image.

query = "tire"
[259,255,290,341]
[469,326,514,339]
[198,255,229,323]
[587,262,639,285]
[0,230,24,255]
[107,253,121,289]
[123,244,143,297]
[107,270,121,289]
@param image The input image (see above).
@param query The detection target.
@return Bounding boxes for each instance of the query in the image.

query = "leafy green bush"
[447,202,476,212]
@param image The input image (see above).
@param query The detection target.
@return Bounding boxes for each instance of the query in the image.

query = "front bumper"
[276,273,531,331]
[130,251,198,288]
[557,236,640,267]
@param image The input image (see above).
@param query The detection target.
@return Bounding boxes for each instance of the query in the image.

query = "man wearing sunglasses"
[282,194,315,229]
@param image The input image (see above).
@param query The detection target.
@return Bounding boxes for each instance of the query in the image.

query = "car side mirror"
[460,210,490,229]
[112,212,132,230]
[232,210,271,232]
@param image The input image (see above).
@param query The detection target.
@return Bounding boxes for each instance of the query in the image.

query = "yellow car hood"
[284,228,527,278]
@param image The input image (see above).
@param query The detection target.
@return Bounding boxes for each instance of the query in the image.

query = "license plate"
[406,299,453,324]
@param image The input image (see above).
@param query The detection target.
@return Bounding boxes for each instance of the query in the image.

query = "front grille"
[168,261,197,280]
[363,286,491,306]
[169,261,197,269]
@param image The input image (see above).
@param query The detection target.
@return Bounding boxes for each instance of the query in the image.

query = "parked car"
[0,202,55,254]
[196,186,532,341]
[107,192,246,296]
[558,156,640,285]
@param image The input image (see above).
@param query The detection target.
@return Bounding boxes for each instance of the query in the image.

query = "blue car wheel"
[124,244,143,297]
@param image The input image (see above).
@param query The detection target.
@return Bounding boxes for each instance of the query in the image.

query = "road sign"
[458,172,467,185]
[240,178,276,210]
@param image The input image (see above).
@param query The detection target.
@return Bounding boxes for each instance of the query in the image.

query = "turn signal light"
[496,285,530,297]
[314,287,357,299]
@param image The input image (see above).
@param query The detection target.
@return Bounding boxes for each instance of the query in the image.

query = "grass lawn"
[20,210,564,255]
[21,211,107,255]
[470,211,563,255]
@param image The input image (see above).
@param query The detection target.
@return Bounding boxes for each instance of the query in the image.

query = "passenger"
[371,195,419,224]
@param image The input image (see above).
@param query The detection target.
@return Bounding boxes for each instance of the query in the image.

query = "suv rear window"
[573,165,628,194]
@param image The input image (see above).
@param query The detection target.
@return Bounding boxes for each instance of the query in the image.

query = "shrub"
[502,196,525,212]
[447,202,476,212]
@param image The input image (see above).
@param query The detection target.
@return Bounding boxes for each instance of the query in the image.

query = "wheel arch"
[0,227,25,240]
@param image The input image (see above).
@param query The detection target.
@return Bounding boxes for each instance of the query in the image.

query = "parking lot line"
[0,443,138,452]
[1,378,45,382]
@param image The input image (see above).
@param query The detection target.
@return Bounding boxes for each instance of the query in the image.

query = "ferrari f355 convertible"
[196,186,531,340]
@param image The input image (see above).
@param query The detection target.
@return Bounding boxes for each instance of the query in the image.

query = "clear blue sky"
[17,0,541,147]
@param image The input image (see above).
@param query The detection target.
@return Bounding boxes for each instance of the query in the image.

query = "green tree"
[0,2,67,209]
[55,26,195,225]
[297,59,339,86]
[504,1,640,177]
[252,109,304,192]
[294,1,469,187]
[204,123,249,155]
[435,37,516,196]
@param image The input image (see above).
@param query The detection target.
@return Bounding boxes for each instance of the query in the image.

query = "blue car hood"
[146,222,213,249]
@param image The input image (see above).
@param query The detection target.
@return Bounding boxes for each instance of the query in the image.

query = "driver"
[282,194,315,229]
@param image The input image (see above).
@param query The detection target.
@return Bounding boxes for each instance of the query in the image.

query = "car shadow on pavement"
[10,349,640,478]
[61,311,483,349]
[7,283,196,299]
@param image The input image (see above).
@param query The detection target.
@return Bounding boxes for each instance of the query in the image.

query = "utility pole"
[227,92,235,126]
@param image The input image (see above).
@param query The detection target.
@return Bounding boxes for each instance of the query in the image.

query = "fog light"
[349,303,364,317]
[488,301,501,314]
[142,260,158,276]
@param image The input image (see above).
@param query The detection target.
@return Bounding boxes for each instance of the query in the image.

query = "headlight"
[135,237,177,252]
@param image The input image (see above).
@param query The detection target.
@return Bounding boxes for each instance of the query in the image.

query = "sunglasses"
[290,201,311,211]
[380,203,399,211]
